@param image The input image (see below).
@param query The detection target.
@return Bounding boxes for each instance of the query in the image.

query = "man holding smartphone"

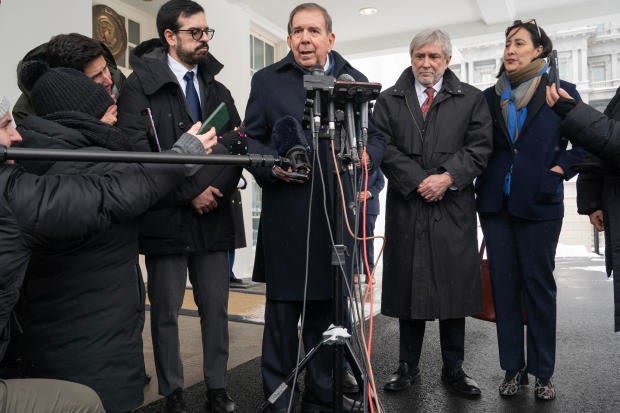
[116,1,241,412]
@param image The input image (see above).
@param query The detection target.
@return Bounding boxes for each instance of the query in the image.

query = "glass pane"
[265,43,274,65]
[253,36,264,70]
[128,19,140,45]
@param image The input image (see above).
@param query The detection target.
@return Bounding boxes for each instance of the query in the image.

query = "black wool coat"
[374,68,493,319]
[116,38,242,254]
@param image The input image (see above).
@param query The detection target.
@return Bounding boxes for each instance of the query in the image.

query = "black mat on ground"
[135,256,620,412]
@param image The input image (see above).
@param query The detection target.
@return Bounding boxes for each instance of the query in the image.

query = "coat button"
[178,121,186,129]
[513,148,518,154]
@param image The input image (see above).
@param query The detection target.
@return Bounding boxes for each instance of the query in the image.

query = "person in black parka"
[547,84,620,333]
[10,62,216,413]
[0,94,214,413]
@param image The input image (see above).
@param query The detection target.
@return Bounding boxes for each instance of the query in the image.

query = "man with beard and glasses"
[116,1,241,412]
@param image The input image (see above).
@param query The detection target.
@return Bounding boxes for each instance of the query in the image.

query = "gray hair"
[0,96,10,119]
[409,28,452,58]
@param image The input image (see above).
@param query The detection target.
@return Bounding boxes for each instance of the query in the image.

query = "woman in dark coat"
[11,62,215,413]
[547,85,620,332]
[475,20,586,400]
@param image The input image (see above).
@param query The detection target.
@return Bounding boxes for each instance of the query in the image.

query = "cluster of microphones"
[272,65,381,180]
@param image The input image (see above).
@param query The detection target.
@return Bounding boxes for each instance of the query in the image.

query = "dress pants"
[262,299,334,409]
[0,379,105,413]
[146,251,229,396]
[480,209,561,380]
[399,318,465,370]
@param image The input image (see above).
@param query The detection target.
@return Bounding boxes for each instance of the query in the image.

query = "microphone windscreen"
[311,64,324,76]
[337,73,355,82]
[273,115,308,155]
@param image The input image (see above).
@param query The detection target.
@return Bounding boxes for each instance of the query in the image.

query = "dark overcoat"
[243,51,385,300]
[374,67,492,319]
[563,90,620,331]
[116,39,242,255]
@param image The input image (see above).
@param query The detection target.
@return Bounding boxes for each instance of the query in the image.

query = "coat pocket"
[536,169,564,204]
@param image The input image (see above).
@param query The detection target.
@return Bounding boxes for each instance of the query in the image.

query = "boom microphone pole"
[0,146,283,168]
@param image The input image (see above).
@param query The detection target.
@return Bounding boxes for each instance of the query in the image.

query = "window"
[588,55,611,86]
[249,33,277,247]
[473,59,497,88]
[115,17,140,69]
[250,34,275,76]
[558,51,574,83]
[590,64,606,82]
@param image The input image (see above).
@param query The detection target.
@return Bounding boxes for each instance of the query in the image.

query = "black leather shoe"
[163,388,186,413]
[342,368,360,394]
[383,361,420,392]
[441,367,481,397]
[301,392,363,413]
[206,388,236,413]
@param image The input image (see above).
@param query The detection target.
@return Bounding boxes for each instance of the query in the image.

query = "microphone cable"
[328,144,386,413]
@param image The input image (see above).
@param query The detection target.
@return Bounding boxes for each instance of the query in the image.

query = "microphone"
[311,65,324,130]
[273,115,311,179]
[337,74,359,162]
[359,101,369,149]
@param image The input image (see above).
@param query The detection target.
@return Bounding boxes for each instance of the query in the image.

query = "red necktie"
[421,87,434,118]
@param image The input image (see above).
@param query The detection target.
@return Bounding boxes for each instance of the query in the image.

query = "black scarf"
[43,111,132,151]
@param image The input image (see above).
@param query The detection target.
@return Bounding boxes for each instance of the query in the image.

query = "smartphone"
[197,102,230,134]
[547,50,560,90]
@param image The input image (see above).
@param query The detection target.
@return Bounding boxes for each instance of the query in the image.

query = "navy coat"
[244,51,385,300]
[476,78,586,220]
[362,169,384,216]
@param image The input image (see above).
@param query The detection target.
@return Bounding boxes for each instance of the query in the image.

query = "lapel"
[197,72,210,120]
[490,92,513,148]
[520,80,546,134]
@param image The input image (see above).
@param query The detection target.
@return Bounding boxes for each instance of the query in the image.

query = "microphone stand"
[257,95,369,413]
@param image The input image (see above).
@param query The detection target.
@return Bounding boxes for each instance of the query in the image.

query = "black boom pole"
[0,146,282,168]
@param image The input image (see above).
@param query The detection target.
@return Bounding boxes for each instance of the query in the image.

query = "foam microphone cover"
[273,115,309,155]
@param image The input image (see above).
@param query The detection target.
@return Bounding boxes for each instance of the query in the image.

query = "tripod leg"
[256,338,330,413]
[343,339,366,390]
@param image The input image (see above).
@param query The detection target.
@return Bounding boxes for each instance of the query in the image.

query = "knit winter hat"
[0,96,10,119]
[19,60,113,119]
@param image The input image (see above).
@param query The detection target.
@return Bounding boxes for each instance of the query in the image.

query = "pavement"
[135,255,620,413]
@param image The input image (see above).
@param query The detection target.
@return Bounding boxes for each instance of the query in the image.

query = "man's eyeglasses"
[175,28,215,41]
[507,19,541,44]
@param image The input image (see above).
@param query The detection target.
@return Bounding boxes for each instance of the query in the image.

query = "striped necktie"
[421,87,434,119]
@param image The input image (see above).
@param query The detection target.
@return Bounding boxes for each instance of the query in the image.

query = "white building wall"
[0,0,92,103]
